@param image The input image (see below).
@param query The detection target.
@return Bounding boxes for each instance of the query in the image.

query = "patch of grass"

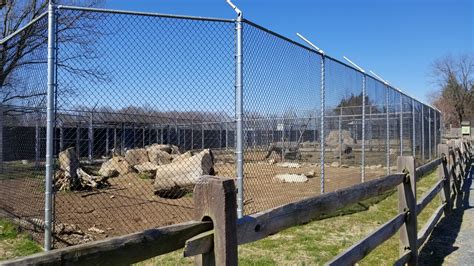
[0,220,18,240]
[138,172,154,180]
[138,170,442,265]
[0,161,44,180]
[0,219,42,261]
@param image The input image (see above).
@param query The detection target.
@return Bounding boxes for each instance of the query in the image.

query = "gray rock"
[274,174,308,183]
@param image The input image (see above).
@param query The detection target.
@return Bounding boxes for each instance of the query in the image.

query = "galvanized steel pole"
[385,87,390,175]
[428,108,431,160]
[44,0,56,251]
[338,107,342,166]
[399,95,403,155]
[227,0,244,218]
[320,55,325,194]
[412,99,415,157]
[433,111,437,155]
[361,74,366,182]
[421,106,425,160]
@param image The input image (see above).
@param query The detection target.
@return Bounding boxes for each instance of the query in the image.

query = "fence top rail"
[1,220,212,266]
[0,12,47,45]
[415,158,442,182]
[183,173,407,258]
[56,5,235,23]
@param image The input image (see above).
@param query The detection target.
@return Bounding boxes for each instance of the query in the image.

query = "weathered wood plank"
[438,144,452,214]
[238,173,405,245]
[2,221,212,266]
[325,213,406,266]
[397,156,417,265]
[417,203,445,248]
[185,173,405,257]
[184,230,214,258]
[416,179,443,215]
[415,158,441,182]
[192,176,238,265]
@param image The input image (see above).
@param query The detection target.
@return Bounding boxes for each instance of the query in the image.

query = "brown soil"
[0,149,386,247]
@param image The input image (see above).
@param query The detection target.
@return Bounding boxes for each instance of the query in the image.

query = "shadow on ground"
[418,165,473,265]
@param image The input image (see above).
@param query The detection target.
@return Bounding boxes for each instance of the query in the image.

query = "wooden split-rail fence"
[3,139,472,266]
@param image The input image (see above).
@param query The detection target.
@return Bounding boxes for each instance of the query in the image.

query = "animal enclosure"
[0,5,441,248]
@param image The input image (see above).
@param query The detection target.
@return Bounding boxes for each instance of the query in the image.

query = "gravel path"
[419,166,474,265]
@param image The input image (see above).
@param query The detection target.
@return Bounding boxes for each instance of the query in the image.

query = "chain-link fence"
[0,5,441,249]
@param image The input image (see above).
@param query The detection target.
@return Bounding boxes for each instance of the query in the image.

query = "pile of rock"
[54,148,109,191]
[98,144,182,178]
[97,143,215,198]
[326,130,355,159]
[325,130,355,146]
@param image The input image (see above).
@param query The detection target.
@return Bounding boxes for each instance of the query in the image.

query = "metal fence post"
[320,54,326,194]
[201,124,205,149]
[191,120,194,149]
[114,126,117,151]
[59,120,64,152]
[235,10,244,219]
[88,111,93,162]
[44,0,56,251]
[412,99,415,158]
[399,95,403,156]
[35,111,41,168]
[0,104,3,173]
[105,127,109,155]
[361,74,366,183]
[76,123,80,158]
[227,0,244,218]
[386,87,390,175]
[421,106,425,161]
[338,107,342,166]
[433,110,439,155]
[428,108,431,160]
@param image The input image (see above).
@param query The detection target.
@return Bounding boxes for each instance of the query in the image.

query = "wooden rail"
[3,140,472,265]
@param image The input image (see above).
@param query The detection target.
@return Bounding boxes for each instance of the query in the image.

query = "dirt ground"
[0,149,387,247]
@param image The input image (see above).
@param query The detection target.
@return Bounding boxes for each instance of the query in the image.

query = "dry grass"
[138,170,442,265]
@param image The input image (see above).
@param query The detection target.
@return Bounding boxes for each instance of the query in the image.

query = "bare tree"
[430,54,474,127]
[0,0,104,113]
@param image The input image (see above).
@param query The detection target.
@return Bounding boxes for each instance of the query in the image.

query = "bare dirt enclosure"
[0,148,386,246]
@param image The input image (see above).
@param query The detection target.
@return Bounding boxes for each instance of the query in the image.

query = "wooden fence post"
[397,156,417,265]
[438,144,452,214]
[192,176,238,266]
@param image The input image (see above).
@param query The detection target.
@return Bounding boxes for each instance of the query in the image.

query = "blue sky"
[103,0,473,103]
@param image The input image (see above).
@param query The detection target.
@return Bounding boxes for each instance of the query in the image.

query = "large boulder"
[58,147,79,179]
[171,151,193,163]
[145,144,173,154]
[274,174,308,183]
[153,149,214,198]
[98,156,132,177]
[124,148,149,166]
[325,130,355,147]
[147,149,172,165]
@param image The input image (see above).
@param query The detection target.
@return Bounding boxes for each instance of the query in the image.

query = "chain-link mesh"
[242,21,321,214]
[414,100,424,164]
[0,6,443,248]
[324,58,367,185]
[401,94,413,157]
[365,76,388,173]
[0,15,48,243]
[52,9,235,245]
